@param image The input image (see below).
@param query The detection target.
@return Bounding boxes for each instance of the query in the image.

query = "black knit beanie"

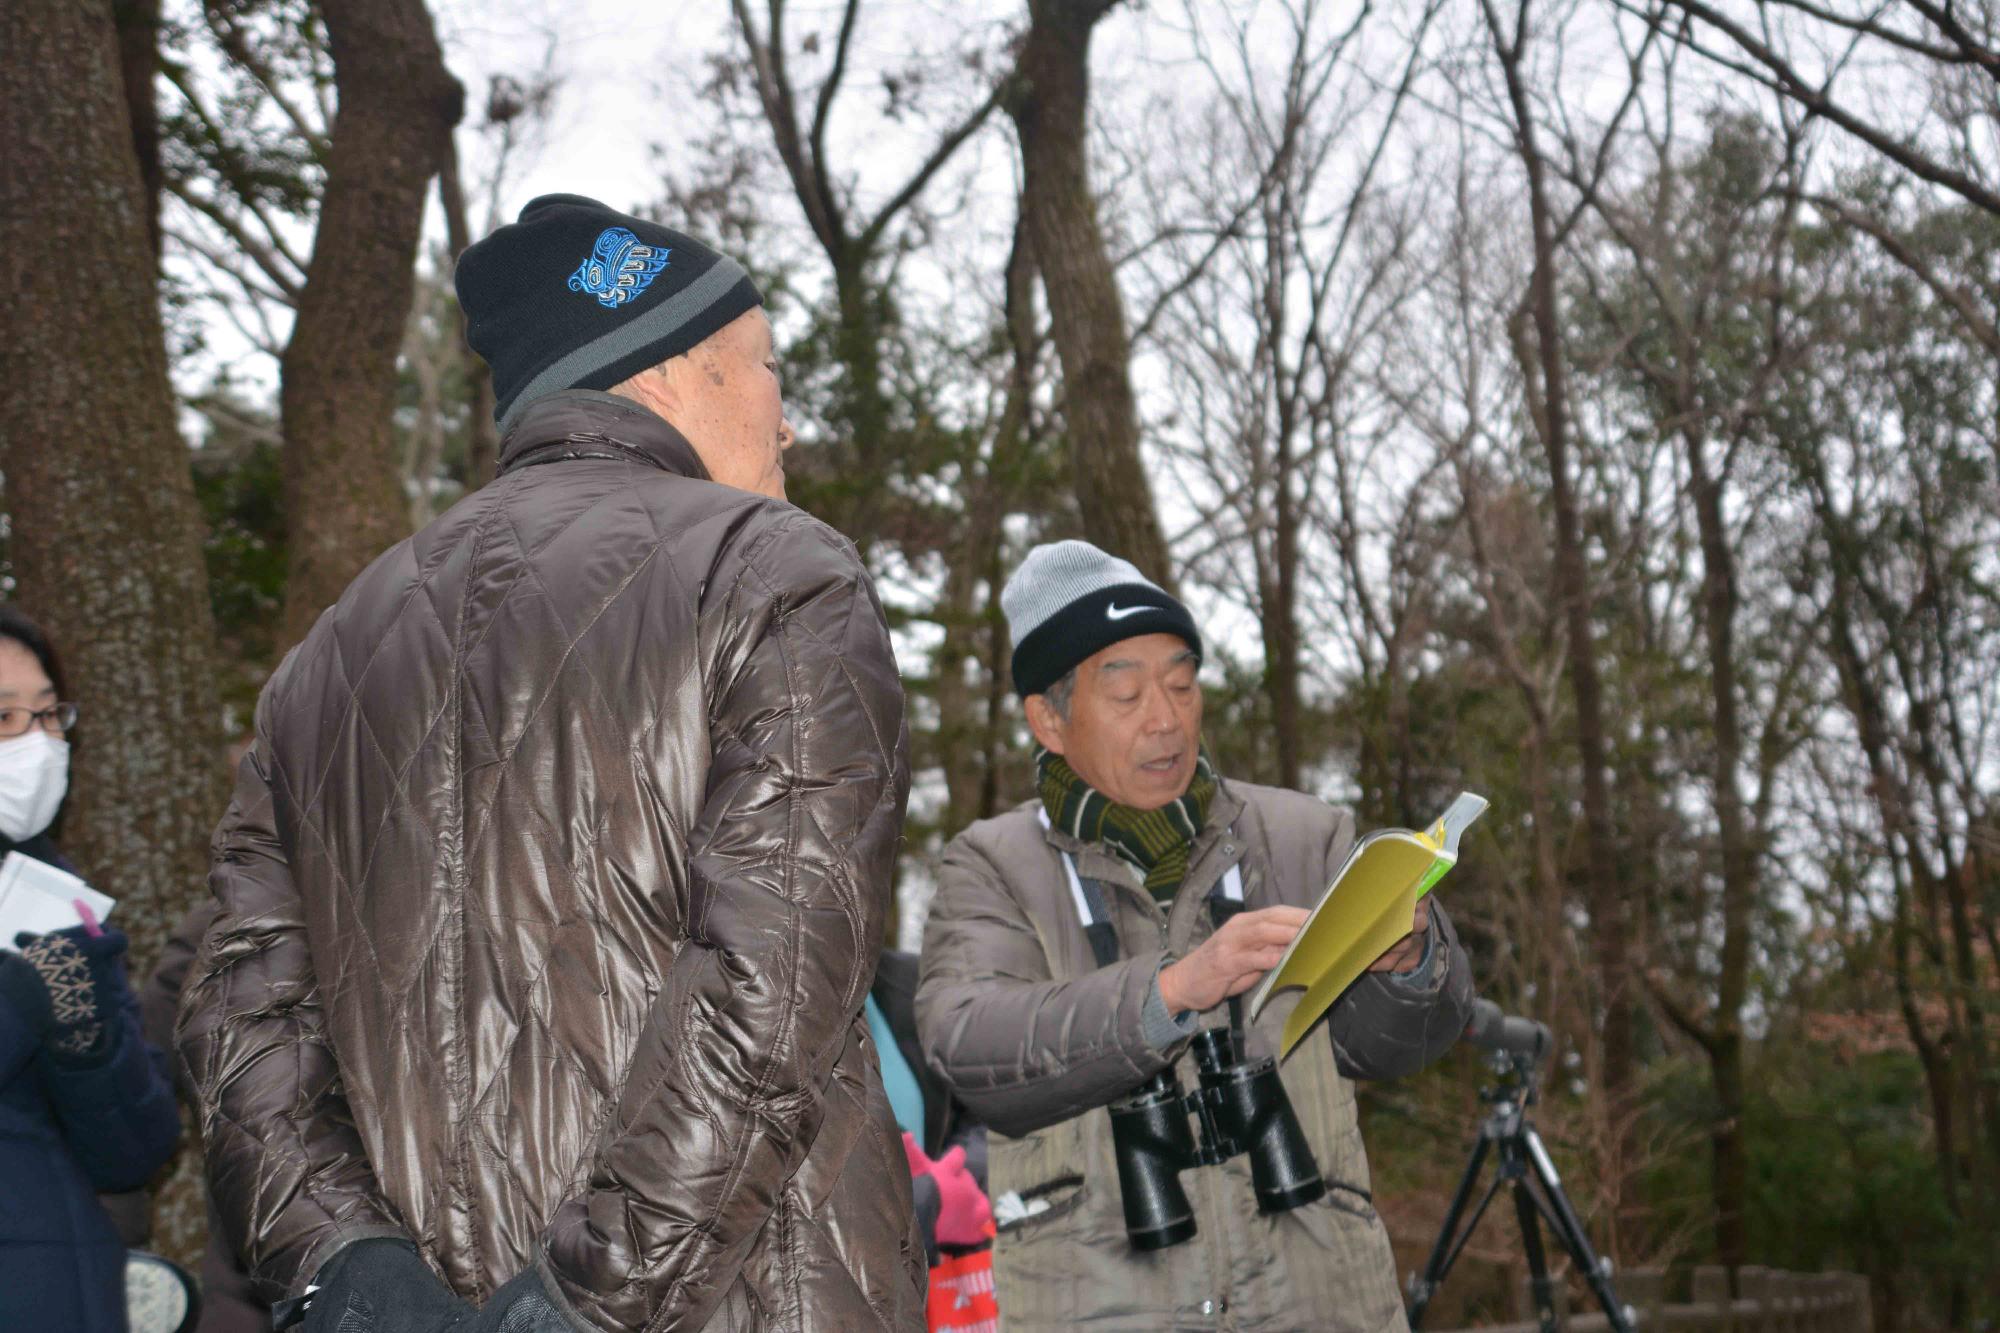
[454,194,764,432]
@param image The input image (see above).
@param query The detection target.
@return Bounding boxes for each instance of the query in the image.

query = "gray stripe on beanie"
[498,255,751,433]
[1001,540,1166,644]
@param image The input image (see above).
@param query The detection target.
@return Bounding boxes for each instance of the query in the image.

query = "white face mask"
[0,730,69,843]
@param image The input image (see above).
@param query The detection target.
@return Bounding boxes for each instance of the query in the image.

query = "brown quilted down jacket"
[177,391,922,1331]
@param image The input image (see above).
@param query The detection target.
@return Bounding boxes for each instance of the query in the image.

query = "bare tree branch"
[1637,0,2000,215]
[199,0,332,158]
[165,178,305,301]
[857,76,1007,253]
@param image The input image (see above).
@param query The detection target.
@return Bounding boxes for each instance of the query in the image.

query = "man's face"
[647,308,794,499]
[1028,633,1203,810]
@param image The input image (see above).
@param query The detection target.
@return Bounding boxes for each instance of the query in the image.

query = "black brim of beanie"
[1010,584,1203,698]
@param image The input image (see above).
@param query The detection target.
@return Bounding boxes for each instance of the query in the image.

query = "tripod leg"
[1520,1127,1634,1333]
[1407,1136,1494,1329]
[1510,1172,1560,1333]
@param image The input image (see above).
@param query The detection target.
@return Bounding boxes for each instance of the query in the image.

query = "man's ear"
[608,361,680,419]
[1024,693,1067,755]
[642,359,689,413]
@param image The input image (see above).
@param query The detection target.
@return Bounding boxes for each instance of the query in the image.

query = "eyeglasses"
[0,703,79,738]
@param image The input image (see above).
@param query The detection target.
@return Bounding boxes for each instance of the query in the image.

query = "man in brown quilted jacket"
[916,540,1474,1331]
[178,196,920,1332]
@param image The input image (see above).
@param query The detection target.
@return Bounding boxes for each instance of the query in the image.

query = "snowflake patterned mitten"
[0,924,129,1058]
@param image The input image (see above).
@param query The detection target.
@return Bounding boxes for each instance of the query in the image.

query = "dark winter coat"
[177,391,919,1331]
[0,835,182,1333]
[132,898,263,1333]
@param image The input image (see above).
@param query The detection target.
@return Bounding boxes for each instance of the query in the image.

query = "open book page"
[0,852,115,952]
[1413,792,1490,897]
[1249,792,1486,1057]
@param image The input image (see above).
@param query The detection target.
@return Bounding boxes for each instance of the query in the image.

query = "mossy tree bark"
[0,0,226,972]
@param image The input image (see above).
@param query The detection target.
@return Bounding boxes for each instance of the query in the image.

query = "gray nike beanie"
[1001,540,1201,698]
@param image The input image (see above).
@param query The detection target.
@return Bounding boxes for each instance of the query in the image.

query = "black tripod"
[1406,1002,1633,1333]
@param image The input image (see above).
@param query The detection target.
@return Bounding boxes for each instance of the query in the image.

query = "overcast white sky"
[430,1,736,218]
[425,1,1047,230]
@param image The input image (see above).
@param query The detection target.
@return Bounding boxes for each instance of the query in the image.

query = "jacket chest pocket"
[989,1123,1095,1327]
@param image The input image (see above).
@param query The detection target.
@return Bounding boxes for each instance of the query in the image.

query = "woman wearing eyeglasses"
[0,606,182,1333]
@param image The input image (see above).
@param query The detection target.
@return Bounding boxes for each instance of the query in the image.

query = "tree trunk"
[112,0,163,260]
[827,255,895,551]
[1260,480,1304,790]
[1686,433,1753,1275]
[0,0,225,972]
[1010,0,1174,588]
[1261,190,1304,793]
[938,217,1040,836]
[438,136,498,487]
[279,0,461,646]
[1483,0,1634,1240]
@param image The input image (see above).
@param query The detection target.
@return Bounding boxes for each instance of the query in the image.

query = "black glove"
[464,1264,587,1333]
[0,924,129,1058]
[287,1238,472,1333]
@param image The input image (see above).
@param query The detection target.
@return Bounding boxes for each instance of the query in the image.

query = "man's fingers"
[1170,906,1319,1013]
[1365,932,1422,972]
[1224,914,1304,946]
[1233,922,1302,954]
[1223,961,1284,997]
[1240,906,1309,929]
[1218,944,1292,988]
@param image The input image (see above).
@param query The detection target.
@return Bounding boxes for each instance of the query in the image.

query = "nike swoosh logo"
[1105,602,1152,621]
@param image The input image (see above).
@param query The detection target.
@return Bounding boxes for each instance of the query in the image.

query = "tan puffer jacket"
[916,780,1473,1332]
[178,391,922,1331]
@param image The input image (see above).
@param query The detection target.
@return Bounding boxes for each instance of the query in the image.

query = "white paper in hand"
[0,851,115,951]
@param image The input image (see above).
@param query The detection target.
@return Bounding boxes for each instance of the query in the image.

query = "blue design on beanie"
[567,227,671,309]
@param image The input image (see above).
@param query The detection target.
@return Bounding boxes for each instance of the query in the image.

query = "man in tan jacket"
[916,540,1473,1331]
[179,196,920,1332]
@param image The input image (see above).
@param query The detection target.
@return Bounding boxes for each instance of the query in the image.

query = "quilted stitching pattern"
[179,395,919,1329]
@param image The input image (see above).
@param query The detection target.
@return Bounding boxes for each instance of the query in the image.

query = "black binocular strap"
[1078,876,1122,969]
[1051,841,1122,969]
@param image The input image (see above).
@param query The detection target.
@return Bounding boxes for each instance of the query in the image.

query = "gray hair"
[1042,668,1078,719]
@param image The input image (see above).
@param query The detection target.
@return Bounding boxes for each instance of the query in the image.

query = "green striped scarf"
[1037,748,1217,904]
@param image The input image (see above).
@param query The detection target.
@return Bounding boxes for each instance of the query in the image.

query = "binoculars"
[1106,1026,1326,1250]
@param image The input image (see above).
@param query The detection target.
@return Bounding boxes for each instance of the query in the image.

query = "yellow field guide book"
[1249,792,1488,1057]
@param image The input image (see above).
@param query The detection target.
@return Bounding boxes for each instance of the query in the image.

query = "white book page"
[1432,792,1491,858]
[0,851,116,952]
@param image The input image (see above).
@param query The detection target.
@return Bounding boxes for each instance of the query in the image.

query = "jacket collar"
[496,390,711,481]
